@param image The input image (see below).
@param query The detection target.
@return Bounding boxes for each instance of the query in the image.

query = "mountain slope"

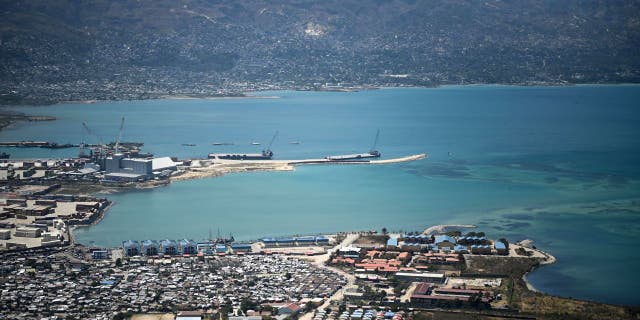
[1,0,639,104]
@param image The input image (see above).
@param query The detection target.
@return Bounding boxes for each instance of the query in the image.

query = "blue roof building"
[295,236,316,244]
[122,240,139,257]
[315,236,329,244]
[142,240,159,256]
[197,241,214,254]
[179,239,197,254]
[215,244,227,254]
[404,234,432,244]
[454,245,469,254]
[494,241,508,255]
[277,237,295,244]
[386,237,399,247]
[471,244,492,254]
[434,235,456,245]
[261,237,278,247]
[160,239,178,255]
[231,243,252,252]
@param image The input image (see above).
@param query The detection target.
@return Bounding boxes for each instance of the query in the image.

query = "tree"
[241,298,258,313]
[115,258,122,267]
[381,227,388,235]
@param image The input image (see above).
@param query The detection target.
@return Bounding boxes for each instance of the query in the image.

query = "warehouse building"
[123,240,140,257]
[179,239,197,254]
[0,229,11,240]
[14,227,42,238]
[142,240,159,256]
[161,239,179,255]
[104,154,152,182]
[231,243,252,253]
[395,271,446,284]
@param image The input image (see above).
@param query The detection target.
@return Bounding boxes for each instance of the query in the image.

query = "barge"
[325,129,382,161]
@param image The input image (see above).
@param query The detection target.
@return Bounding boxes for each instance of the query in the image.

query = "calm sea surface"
[2,86,639,305]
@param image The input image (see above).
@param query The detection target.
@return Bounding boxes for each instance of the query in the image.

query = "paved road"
[298,234,359,320]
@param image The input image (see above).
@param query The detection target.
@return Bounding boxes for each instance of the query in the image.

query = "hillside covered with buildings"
[1,0,639,105]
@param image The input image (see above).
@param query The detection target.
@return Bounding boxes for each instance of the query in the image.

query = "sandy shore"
[512,240,557,292]
[422,224,476,235]
[170,153,426,182]
[171,161,294,181]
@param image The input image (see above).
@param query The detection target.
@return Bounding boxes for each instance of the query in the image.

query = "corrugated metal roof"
[152,157,177,171]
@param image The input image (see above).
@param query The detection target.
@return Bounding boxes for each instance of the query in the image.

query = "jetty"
[172,153,427,181]
[214,153,426,166]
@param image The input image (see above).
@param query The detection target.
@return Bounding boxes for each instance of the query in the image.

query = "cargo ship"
[209,131,277,160]
[325,129,381,161]
[325,150,380,161]
[209,151,273,160]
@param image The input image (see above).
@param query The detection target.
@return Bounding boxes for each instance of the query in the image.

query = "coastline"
[2,83,639,108]
[158,94,281,100]
[514,240,557,293]
[0,111,57,132]
[68,200,114,246]
[423,224,476,235]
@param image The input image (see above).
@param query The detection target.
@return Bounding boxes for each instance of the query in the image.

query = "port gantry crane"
[262,130,278,158]
[369,129,381,157]
[82,121,106,157]
[114,116,125,155]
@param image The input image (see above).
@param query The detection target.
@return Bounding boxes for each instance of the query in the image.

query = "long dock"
[173,153,428,181]
[0,141,78,149]
[212,153,427,166]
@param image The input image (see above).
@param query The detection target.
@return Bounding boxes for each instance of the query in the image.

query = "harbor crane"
[262,130,278,158]
[115,116,125,154]
[369,129,381,157]
[82,122,105,148]
[81,122,105,158]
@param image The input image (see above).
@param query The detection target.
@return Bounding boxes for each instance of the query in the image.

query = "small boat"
[212,142,234,146]
[251,142,261,145]
[289,141,301,145]
[182,143,196,147]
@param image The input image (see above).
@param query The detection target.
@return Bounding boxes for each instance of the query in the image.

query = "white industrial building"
[104,155,178,182]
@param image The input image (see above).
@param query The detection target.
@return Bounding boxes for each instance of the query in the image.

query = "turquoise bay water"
[2,86,640,305]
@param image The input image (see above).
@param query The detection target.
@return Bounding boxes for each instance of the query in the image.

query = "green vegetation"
[515,247,533,257]
[465,255,639,319]
[446,230,462,237]
[353,235,389,246]
[240,298,259,313]
[112,311,134,320]
[464,231,486,237]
